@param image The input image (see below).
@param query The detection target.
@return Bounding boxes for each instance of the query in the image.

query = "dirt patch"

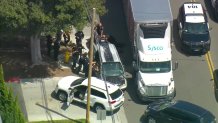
[0,49,73,81]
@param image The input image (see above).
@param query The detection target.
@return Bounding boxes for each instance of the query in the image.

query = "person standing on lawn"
[75,31,84,46]
[53,40,60,61]
[71,49,80,69]
[46,34,53,56]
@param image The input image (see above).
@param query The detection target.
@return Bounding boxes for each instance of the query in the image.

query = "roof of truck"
[129,0,173,23]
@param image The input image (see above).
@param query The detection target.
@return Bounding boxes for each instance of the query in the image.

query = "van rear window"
[110,89,122,100]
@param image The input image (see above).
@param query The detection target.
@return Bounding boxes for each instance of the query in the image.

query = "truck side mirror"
[132,61,138,71]
[124,72,132,79]
[173,61,178,71]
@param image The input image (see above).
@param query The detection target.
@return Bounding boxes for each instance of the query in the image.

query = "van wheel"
[94,104,105,112]
[147,115,156,123]
[57,91,67,102]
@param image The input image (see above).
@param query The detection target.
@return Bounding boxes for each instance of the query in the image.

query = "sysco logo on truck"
[148,45,164,51]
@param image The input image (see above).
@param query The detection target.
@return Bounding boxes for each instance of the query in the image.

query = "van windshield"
[140,61,171,73]
[102,62,124,76]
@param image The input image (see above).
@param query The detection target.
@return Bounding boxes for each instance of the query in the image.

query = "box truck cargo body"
[122,0,175,101]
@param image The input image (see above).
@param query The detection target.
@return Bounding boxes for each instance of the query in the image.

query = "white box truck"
[122,0,176,101]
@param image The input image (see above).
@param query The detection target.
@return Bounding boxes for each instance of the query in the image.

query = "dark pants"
[76,39,82,46]
[72,56,79,68]
[84,65,89,77]
[76,63,82,74]
[47,46,51,56]
[53,49,59,61]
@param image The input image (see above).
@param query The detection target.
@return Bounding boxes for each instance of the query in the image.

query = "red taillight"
[110,100,116,104]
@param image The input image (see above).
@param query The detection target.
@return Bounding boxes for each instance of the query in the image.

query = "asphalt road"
[171,0,218,119]
[101,0,218,123]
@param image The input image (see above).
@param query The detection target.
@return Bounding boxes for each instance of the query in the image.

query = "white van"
[95,38,127,90]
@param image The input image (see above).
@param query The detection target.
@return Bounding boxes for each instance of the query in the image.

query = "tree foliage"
[0,65,25,123]
[0,0,106,35]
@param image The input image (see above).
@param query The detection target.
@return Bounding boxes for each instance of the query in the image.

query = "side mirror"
[124,72,132,79]
[132,61,138,71]
[173,61,178,71]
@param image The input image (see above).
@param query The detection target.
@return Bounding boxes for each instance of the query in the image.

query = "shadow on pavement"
[35,103,77,122]
[204,0,218,23]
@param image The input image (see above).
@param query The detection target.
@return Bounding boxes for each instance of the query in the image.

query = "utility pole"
[86,8,96,123]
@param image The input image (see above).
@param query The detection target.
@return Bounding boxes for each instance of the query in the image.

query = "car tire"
[57,91,68,102]
[147,115,156,123]
[94,103,105,113]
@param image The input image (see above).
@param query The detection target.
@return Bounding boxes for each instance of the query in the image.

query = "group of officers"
[45,22,105,77]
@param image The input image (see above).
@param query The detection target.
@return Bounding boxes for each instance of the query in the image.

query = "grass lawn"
[30,119,86,123]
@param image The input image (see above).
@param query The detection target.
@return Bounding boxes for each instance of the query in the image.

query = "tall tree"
[0,0,106,64]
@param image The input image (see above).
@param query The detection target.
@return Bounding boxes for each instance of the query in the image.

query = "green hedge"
[0,64,26,123]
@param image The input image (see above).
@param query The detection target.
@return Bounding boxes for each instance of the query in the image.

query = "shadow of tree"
[35,103,83,123]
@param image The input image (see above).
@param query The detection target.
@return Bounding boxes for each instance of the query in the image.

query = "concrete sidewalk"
[20,77,128,123]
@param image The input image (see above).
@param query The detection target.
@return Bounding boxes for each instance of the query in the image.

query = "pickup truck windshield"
[140,61,171,73]
[102,62,124,76]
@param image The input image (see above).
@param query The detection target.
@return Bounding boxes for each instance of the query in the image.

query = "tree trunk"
[30,34,42,65]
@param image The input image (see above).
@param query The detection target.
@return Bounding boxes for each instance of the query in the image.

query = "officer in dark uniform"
[53,41,60,61]
[71,49,80,69]
[46,34,53,56]
[95,22,104,36]
[83,54,89,77]
[75,31,84,46]
[77,44,85,55]
[76,52,89,75]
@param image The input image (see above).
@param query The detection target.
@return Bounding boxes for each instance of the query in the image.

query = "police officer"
[92,62,99,77]
[77,44,85,55]
[53,41,60,61]
[71,49,80,69]
[46,34,53,56]
[77,52,85,74]
[83,53,89,77]
[75,31,84,46]
[63,31,71,46]
[95,22,104,36]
